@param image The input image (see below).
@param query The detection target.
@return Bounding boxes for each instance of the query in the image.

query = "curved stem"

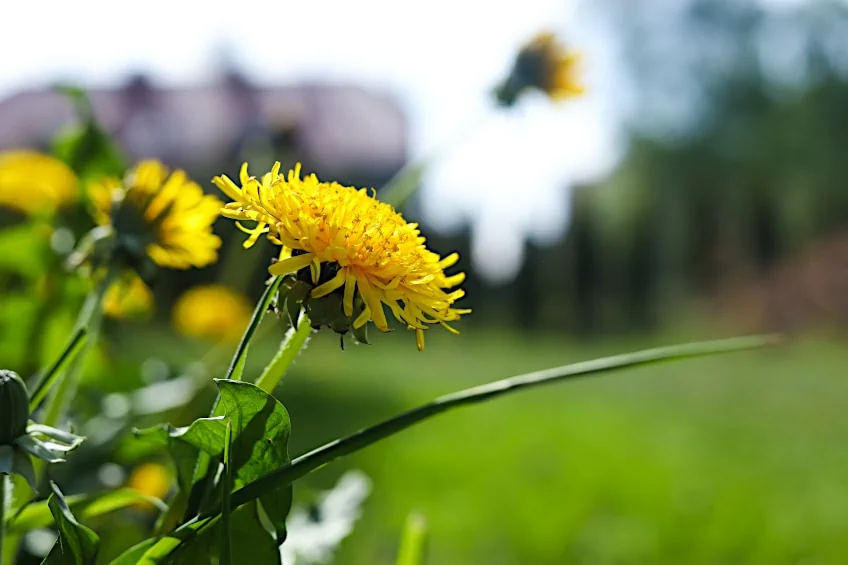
[229,333,779,510]
[254,311,312,393]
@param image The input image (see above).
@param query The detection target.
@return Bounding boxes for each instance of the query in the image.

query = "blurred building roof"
[0,72,408,185]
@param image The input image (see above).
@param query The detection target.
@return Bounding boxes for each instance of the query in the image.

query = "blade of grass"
[228,333,779,509]
[395,512,428,565]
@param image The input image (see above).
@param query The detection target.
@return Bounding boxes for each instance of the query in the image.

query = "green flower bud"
[0,370,30,445]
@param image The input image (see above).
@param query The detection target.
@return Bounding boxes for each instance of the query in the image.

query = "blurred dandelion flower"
[0,150,78,215]
[127,461,171,510]
[494,32,584,107]
[172,284,252,344]
[103,274,154,320]
[213,163,469,351]
[88,160,222,270]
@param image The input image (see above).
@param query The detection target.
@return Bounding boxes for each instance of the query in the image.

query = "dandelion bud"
[0,370,30,445]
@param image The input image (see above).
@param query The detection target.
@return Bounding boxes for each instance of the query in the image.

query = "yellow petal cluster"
[172,284,253,344]
[496,32,584,105]
[529,32,585,100]
[88,160,222,269]
[104,274,154,319]
[0,151,78,215]
[127,461,172,510]
[213,163,469,350]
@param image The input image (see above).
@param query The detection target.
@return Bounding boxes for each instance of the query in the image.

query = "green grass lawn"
[270,329,848,565]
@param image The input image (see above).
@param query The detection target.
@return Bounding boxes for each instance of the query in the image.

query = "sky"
[0,0,629,281]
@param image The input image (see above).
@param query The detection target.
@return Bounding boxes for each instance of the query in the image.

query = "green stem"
[380,110,488,210]
[254,312,312,393]
[396,513,428,565]
[0,475,6,565]
[39,272,112,431]
[28,327,87,413]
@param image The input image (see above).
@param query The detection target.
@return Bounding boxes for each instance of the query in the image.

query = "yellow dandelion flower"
[173,284,253,344]
[495,32,584,106]
[127,461,171,510]
[103,274,154,319]
[88,160,222,269]
[212,162,470,351]
[0,150,78,215]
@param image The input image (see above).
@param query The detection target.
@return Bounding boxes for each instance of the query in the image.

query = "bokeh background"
[3,0,848,563]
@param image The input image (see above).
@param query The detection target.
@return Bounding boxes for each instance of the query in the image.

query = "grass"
[271,329,848,565]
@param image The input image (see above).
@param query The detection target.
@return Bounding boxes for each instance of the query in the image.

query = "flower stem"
[39,268,114,432]
[380,110,489,210]
[254,311,312,393]
[0,475,7,565]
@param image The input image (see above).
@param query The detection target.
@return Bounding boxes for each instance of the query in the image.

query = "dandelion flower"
[495,32,584,107]
[104,274,154,320]
[88,160,222,269]
[0,150,78,215]
[173,284,253,344]
[127,461,171,510]
[213,163,469,351]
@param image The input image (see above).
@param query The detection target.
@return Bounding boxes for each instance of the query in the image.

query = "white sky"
[0,0,627,281]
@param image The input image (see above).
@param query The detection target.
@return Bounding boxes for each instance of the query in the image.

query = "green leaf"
[225,502,281,565]
[12,449,37,491]
[42,482,100,565]
[133,426,198,494]
[0,223,50,279]
[177,503,280,565]
[107,538,158,565]
[51,88,126,181]
[8,488,166,534]
[138,380,293,539]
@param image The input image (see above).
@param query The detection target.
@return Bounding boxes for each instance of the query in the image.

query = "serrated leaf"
[42,482,100,565]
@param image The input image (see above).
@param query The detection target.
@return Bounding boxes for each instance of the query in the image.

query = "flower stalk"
[0,475,6,563]
[254,311,313,393]
[39,266,115,434]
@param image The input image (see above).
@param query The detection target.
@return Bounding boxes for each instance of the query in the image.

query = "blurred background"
[4,0,848,563]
